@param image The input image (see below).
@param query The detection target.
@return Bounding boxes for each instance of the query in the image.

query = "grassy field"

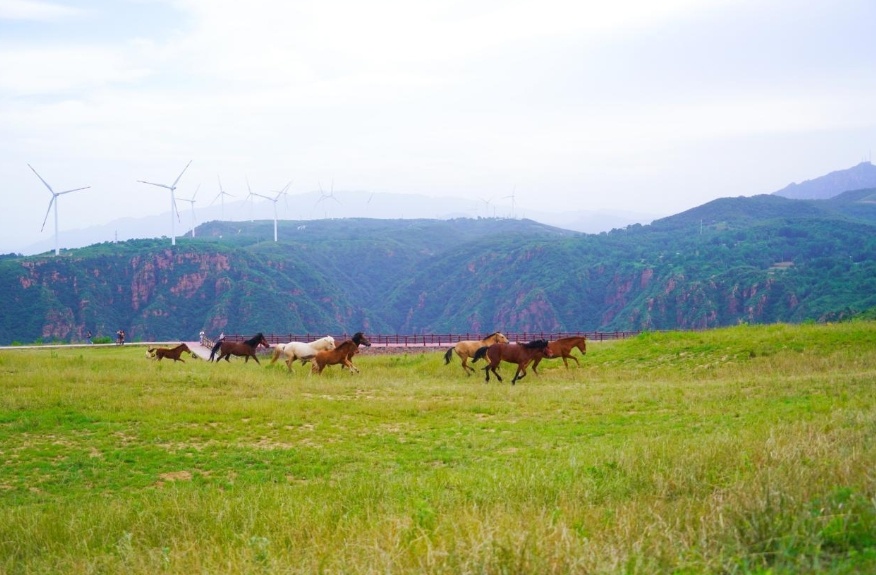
[1,322,875,574]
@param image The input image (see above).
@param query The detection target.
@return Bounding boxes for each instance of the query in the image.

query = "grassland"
[1,322,875,574]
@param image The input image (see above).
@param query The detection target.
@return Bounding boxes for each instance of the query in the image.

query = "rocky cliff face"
[3,247,355,344]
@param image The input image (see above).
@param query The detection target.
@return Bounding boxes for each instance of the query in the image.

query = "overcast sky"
[1,0,875,254]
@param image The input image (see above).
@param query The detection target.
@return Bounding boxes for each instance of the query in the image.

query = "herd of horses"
[146,331,586,383]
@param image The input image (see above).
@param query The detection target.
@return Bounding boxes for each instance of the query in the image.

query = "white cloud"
[0,0,82,20]
[1,0,875,254]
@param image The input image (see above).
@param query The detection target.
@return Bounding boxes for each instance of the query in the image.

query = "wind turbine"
[28,163,90,256]
[176,185,199,238]
[245,176,257,222]
[210,176,235,220]
[503,186,517,219]
[315,180,340,218]
[479,195,495,218]
[138,161,192,246]
[250,182,291,241]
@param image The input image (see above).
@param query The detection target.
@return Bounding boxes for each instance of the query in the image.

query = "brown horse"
[147,342,192,362]
[311,332,372,375]
[473,339,553,385]
[213,333,270,364]
[444,332,509,375]
[532,336,587,370]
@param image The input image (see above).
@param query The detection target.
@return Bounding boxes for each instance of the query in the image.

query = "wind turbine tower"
[138,161,192,246]
[177,185,199,238]
[250,182,291,241]
[28,163,90,256]
[503,186,517,219]
[210,176,235,220]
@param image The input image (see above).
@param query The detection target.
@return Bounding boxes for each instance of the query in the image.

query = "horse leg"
[511,365,526,385]
[251,353,260,365]
[311,359,324,375]
[512,364,526,385]
[461,357,472,375]
[568,354,580,367]
[486,361,502,382]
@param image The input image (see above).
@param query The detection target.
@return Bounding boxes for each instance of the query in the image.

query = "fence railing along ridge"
[216,331,641,347]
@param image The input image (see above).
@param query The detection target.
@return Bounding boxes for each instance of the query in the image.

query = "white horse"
[269,336,335,372]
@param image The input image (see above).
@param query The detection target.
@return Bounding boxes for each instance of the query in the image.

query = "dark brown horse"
[213,333,270,364]
[532,336,587,370]
[311,332,372,374]
[472,339,553,385]
[147,342,192,362]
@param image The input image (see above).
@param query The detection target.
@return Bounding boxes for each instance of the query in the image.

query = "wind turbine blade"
[192,184,200,200]
[40,197,55,232]
[171,160,193,189]
[139,180,172,190]
[57,186,90,196]
[210,192,222,205]
[28,164,55,194]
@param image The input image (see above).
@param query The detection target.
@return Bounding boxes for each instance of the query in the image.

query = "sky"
[1,0,875,254]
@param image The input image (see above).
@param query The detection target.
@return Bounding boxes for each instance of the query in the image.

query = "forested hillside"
[1,192,875,344]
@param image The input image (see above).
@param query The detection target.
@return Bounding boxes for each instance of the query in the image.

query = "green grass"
[1,322,876,574]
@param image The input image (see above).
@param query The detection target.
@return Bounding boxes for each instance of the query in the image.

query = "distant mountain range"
[2,188,875,344]
[773,161,876,200]
[11,190,658,257]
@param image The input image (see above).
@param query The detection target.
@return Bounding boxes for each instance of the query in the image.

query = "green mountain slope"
[0,195,874,344]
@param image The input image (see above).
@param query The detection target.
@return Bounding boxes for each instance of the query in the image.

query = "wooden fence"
[215,331,640,347]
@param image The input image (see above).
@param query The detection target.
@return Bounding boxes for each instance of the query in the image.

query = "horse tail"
[269,345,282,364]
[472,346,489,363]
[443,347,454,364]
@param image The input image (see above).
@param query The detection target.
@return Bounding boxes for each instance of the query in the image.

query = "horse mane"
[243,332,265,346]
[523,339,549,349]
[335,339,358,352]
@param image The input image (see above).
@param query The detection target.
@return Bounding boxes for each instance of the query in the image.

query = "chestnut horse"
[473,339,553,385]
[213,332,270,364]
[443,332,509,375]
[311,332,372,375]
[147,342,192,362]
[532,336,587,370]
